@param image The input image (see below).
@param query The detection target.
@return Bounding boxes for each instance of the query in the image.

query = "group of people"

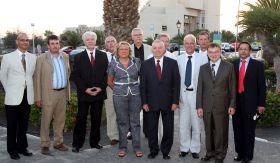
[0,29,266,163]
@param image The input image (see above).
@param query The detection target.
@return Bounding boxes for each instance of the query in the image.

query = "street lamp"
[176,20,181,55]
[235,0,241,54]
[31,23,35,54]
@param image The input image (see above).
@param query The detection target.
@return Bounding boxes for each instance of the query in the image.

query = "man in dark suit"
[232,42,266,163]
[196,43,236,163]
[72,31,108,153]
[140,39,180,160]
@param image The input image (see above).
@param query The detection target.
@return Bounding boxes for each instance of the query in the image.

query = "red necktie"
[156,59,162,80]
[90,52,95,65]
[238,59,246,93]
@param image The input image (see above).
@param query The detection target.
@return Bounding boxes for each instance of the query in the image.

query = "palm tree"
[60,31,82,49]
[239,0,280,92]
[103,0,140,42]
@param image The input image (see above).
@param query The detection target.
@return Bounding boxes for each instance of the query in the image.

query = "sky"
[0,0,256,37]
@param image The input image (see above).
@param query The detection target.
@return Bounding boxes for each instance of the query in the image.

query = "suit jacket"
[140,56,180,111]
[196,60,236,113]
[233,58,266,116]
[130,43,151,60]
[0,50,37,105]
[177,52,208,104]
[74,49,108,102]
[34,52,71,105]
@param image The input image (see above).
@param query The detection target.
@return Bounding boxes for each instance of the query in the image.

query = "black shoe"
[163,154,171,160]
[72,147,80,153]
[234,155,243,161]
[148,152,158,159]
[91,144,103,149]
[179,151,188,157]
[215,159,224,163]
[9,152,20,160]
[192,153,199,159]
[18,149,33,156]
[201,155,214,161]
[241,158,250,163]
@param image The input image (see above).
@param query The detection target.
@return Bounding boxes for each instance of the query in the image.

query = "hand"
[257,106,265,114]
[228,107,235,115]
[36,100,42,108]
[143,104,149,112]
[171,104,177,111]
[197,108,203,118]
[92,87,102,96]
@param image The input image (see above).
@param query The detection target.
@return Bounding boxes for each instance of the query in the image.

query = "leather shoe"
[215,159,224,163]
[110,139,119,145]
[18,149,32,156]
[9,152,20,160]
[234,155,243,161]
[163,154,171,160]
[91,144,103,149]
[72,147,80,153]
[147,152,158,159]
[41,147,52,155]
[54,143,69,151]
[178,151,188,157]
[201,155,214,161]
[241,158,250,163]
[192,153,199,159]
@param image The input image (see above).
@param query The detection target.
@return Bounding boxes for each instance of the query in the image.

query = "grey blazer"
[196,60,236,113]
[107,57,141,96]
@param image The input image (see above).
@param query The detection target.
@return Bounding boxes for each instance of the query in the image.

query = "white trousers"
[105,87,119,140]
[179,90,201,153]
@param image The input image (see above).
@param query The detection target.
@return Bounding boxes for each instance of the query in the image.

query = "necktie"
[211,63,216,78]
[238,59,246,93]
[111,53,114,62]
[184,56,192,87]
[22,54,26,72]
[90,52,95,65]
[156,59,162,80]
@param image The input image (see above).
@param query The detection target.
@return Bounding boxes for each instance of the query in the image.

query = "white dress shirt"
[17,49,28,69]
[239,57,250,73]
[86,49,96,62]
[210,58,221,75]
[154,56,164,72]
[185,52,196,89]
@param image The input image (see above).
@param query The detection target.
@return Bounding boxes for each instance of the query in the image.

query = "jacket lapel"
[205,62,213,80]
[161,56,168,80]
[215,60,225,80]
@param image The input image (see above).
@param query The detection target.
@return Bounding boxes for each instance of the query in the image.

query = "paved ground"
[0,110,280,163]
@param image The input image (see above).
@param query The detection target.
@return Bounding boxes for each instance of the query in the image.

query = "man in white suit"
[104,35,119,145]
[130,27,151,138]
[0,33,37,160]
[177,34,208,159]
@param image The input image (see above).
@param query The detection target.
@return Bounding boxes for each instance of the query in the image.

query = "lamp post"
[31,23,35,54]
[235,0,241,54]
[176,20,181,55]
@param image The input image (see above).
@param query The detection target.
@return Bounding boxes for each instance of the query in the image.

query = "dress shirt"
[50,53,67,89]
[154,56,164,73]
[16,49,28,70]
[106,51,115,63]
[239,57,250,73]
[185,52,196,89]
[134,44,144,62]
[86,49,96,62]
[210,58,221,76]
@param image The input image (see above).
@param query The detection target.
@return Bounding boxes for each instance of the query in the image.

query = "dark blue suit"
[232,58,266,160]
[140,56,180,155]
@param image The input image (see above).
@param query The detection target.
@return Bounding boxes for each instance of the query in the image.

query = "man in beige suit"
[196,43,236,163]
[34,35,70,155]
[0,33,36,160]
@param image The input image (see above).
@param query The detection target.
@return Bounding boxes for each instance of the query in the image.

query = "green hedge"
[257,91,280,126]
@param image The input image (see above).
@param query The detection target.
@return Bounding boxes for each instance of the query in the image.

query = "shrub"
[257,91,280,126]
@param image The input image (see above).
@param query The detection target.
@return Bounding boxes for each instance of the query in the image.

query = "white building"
[138,0,220,38]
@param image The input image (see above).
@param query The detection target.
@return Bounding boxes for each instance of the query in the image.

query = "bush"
[265,69,276,91]
[257,91,280,126]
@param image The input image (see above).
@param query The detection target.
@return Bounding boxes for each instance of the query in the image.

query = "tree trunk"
[258,32,280,93]
[103,0,139,42]
[274,56,280,93]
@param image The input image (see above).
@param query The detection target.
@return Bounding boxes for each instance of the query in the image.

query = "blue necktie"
[185,56,192,87]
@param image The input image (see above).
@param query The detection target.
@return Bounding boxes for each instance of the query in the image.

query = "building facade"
[138,0,220,38]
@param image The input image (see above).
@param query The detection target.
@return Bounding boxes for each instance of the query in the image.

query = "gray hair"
[17,33,28,40]
[184,34,197,44]
[157,33,170,41]
[104,35,117,44]
[131,28,143,36]
[152,39,165,47]
[82,31,97,42]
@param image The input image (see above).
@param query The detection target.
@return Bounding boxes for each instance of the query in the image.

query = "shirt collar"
[16,49,27,56]
[154,56,164,62]
[50,52,62,59]
[210,58,221,67]
[86,48,95,54]
[240,57,250,63]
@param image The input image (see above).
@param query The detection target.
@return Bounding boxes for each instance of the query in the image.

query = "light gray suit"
[196,60,236,160]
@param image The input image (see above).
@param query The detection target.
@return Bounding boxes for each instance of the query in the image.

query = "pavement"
[0,110,280,163]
